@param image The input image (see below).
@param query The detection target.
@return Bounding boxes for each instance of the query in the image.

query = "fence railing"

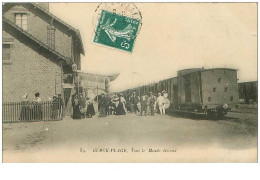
[2,101,63,123]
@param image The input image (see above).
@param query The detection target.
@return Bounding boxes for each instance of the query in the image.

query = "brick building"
[2,3,85,102]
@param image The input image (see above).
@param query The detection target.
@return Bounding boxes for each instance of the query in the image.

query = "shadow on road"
[166,110,257,131]
[166,111,240,121]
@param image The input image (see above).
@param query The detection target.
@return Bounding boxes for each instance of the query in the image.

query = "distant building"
[2,3,85,102]
[76,72,119,97]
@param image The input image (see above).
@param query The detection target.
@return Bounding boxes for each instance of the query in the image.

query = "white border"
[1,1,259,180]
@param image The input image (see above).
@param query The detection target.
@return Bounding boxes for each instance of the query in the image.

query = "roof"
[3,17,71,65]
[178,68,238,77]
[78,72,120,81]
[202,68,238,72]
[3,2,85,55]
[120,68,239,92]
[108,73,120,81]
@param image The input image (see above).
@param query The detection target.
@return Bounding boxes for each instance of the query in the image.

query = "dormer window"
[15,13,27,30]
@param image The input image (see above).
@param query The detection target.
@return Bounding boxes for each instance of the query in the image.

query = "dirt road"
[2,112,257,162]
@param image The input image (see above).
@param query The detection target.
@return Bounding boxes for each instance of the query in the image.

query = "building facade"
[76,72,119,97]
[2,3,85,102]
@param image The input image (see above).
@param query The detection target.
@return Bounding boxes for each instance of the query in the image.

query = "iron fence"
[2,101,63,123]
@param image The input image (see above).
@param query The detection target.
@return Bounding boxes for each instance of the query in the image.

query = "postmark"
[93,3,142,52]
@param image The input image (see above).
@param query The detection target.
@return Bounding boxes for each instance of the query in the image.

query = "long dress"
[72,98,81,119]
[86,100,95,117]
[116,98,126,115]
[20,99,30,121]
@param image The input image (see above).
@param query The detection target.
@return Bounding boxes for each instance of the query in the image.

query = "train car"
[119,68,239,117]
[176,68,239,116]
[238,81,258,103]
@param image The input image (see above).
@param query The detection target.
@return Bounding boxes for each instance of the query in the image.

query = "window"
[230,96,233,101]
[47,26,56,49]
[15,13,27,30]
[3,44,11,61]
[208,97,211,102]
[213,87,216,92]
[224,87,228,92]
[218,78,221,83]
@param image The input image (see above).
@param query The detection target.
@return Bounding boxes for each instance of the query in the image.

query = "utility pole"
[54,76,56,95]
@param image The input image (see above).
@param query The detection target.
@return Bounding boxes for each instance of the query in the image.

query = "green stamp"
[93,10,141,52]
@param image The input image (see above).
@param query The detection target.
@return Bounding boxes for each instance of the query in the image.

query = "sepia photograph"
[1,2,258,162]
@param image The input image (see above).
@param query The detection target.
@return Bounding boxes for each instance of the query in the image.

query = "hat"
[162,90,166,93]
[158,93,161,95]
[149,92,153,94]
[22,93,28,99]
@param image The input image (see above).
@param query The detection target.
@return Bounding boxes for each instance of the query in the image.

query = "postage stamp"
[93,9,141,52]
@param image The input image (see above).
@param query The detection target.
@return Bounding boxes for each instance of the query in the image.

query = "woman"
[20,93,30,121]
[86,97,95,118]
[32,92,42,121]
[72,94,81,119]
[115,94,126,115]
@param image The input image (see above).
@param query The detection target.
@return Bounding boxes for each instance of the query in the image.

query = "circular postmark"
[92,3,142,52]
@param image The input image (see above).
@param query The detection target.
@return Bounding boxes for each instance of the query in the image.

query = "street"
[2,112,257,162]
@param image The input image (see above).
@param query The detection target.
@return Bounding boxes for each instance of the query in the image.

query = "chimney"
[35,2,49,12]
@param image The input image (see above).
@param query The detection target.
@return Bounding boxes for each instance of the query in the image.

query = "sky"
[50,3,257,92]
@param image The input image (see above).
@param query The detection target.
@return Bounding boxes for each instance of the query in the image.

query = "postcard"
[2,2,257,162]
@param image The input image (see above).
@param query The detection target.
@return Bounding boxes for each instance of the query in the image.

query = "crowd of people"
[71,90,170,119]
[123,90,170,116]
[19,90,170,121]
[71,93,96,119]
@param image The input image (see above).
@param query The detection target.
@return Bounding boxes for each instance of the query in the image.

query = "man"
[148,92,156,116]
[105,93,111,116]
[157,93,165,115]
[132,92,140,114]
[140,94,148,116]
[79,93,86,118]
[57,94,64,119]
[99,93,107,117]
[51,95,59,119]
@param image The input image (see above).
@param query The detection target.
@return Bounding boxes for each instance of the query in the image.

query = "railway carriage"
[176,68,239,116]
[120,68,239,117]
